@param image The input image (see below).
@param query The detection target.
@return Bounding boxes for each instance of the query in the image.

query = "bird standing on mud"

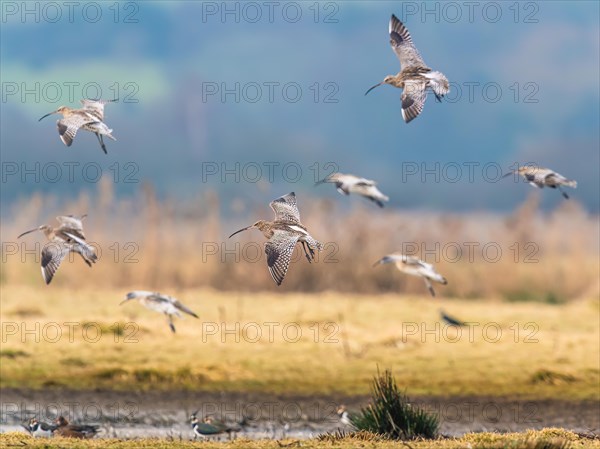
[365,14,449,123]
[121,291,199,333]
[17,214,97,284]
[39,99,117,154]
[503,166,577,199]
[315,172,390,208]
[229,192,323,286]
[373,253,448,297]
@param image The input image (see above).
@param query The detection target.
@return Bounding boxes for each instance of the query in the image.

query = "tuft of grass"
[530,370,577,385]
[0,349,29,359]
[351,369,438,440]
[316,429,388,442]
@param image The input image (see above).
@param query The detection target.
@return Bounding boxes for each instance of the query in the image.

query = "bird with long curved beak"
[366,14,449,123]
[229,192,322,286]
[315,172,390,208]
[18,215,97,284]
[373,253,447,297]
[121,291,199,333]
[502,166,577,199]
[39,99,116,154]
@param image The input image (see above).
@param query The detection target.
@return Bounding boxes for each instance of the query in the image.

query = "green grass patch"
[351,369,438,440]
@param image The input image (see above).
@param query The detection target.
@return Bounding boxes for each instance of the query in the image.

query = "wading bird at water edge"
[189,413,240,439]
[503,166,577,199]
[39,99,117,154]
[373,253,447,297]
[229,192,323,286]
[315,172,390,207]
[24,418,58,438]
[120,291,199,333]
[52,416,99,439]
[365,14,449,123]
[17,215,97,284]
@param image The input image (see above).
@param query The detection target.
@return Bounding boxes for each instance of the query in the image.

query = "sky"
[1,1,599,213]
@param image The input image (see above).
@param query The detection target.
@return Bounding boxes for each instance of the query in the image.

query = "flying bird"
[53,416,99,439]
[315,173,390,207]
[439,309,466,326]
[373,253,447,296]
[229,192,323,286]
[121,291,199,333]
[39,99,117,154]
[365,14,449,123]
[503,166,577,199]
[17,215,97,284]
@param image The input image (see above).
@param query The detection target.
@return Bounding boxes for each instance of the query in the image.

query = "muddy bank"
[1,389,598,439]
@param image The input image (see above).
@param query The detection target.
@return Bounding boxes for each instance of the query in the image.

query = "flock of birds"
[20,13,578,439]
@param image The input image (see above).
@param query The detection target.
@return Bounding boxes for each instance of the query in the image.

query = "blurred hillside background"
[0,1,598,296]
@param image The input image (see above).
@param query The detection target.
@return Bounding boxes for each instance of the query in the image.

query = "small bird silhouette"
[439,309,466,326]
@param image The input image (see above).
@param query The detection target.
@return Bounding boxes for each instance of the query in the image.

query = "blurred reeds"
[1,177,598,300]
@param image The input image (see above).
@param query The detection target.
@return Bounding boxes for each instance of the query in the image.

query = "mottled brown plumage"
[365,14,449,123]
[229,192,322,286]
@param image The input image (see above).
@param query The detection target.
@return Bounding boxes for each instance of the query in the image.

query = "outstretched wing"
[269,192,301,224]
[41,243,71,284]
[389,14,426,69]
[401,79,427,123]
[265,230,300,286]
[80,99,116,121]
[173,299,199,318]
[56,115,97,146]
[56,215,87,239]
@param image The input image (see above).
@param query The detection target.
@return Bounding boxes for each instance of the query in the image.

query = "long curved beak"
[229,226,252,239]
[501,171,515,179]
[38,111,59,122]
[119,297,133,305]
[372,259,383,267]
[17,228,39,239]
[365,82,383,96]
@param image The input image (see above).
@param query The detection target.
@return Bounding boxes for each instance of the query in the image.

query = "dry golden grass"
[1,286,598,398]
[1,428,599,448]
[1,180,598,299]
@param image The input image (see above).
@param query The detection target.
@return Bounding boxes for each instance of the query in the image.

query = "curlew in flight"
[39,99,116,154]
[315,172,390,207]
[373,253,447,296]
[121,291,199,333]
[503,166,577,199]
[229,192,323,286]
[17,215,97,284]
[365,14,449,123]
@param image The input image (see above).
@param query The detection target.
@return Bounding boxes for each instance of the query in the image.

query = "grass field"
[1,286,598,399]
[1,429,599,448]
